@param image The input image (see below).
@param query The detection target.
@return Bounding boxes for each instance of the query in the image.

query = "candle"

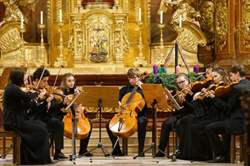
[179,15,182,28]
[40,11,43,25]
[160,10,163,24]
[77,0,81,6]
[153,64,158,75]
[59,9,62,22]
[138,8,142,22]
[193,64,199,73]
[20,15,24,29]
[175,65,181,74]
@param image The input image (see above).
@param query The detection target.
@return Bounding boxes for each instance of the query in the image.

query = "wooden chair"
[0,128,21,165]
[230,134,245,163]
[0,110,21,165]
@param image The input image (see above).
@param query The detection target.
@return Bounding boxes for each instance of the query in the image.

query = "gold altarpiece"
[0,0,210,73]
[48,0,150,68]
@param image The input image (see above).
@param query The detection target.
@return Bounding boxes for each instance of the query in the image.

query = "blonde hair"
[127,68,141,78]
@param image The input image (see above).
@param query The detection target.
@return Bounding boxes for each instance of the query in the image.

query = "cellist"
[106,68,148,157]
[60,73,93,157]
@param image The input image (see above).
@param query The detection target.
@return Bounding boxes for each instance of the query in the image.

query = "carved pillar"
[214,0,235,66]
[113,13,128,63]
[236,0,250,71]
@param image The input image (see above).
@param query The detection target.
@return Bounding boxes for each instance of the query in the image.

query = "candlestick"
[54,22,67,67]
[160,10,163,24]
[38,23,47,65]
[158,23,165,62]
[138,8,142,22]
[40,11,43,25]
[133,22,147,67]
[179,15,182,28]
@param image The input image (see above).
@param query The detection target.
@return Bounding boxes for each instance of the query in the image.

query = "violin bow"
[53,65,63,89]
[36,66,46,89]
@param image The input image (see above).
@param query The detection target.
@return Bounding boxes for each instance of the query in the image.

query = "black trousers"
[205,120,231,158]
[158,116,176,152]
[45,117,64,153]
[106,115,147,154]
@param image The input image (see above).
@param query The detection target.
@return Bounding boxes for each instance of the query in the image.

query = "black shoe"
[138,152,145,157]
[54,152,68,160]
[112,150,124,156]
[208,156,226,163]
[79,151,93,157]
[156,151,165,157]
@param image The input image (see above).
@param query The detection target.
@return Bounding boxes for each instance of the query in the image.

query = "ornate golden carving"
[215,0,228,51]
[177,22,206,54]
[241,0,250,48]
[199,0,215,44]
[156,0,206,65]
[66,2,129,65]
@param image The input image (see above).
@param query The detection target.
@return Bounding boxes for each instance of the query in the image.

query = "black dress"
[3,83,51,165]
[63,87,93,155]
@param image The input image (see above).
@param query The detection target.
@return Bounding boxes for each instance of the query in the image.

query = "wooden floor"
[0,156,244,166]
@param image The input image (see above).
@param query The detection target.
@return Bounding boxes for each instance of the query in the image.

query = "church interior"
[0,0,250,165]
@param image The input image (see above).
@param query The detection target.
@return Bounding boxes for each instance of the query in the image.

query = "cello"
[109,85,145,138]
[62,88,91,140]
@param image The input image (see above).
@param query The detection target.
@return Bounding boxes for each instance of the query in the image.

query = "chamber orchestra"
[0,64,248,165]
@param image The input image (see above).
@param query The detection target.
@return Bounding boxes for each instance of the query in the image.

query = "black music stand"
[133,84,170,159]
[76,86,119,157]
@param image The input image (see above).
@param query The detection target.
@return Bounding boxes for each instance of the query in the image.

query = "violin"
[193,82,224,100]
[109,84,145,138]
[214,81,239,97]
[174,86,193,105]
[191,77,213,93]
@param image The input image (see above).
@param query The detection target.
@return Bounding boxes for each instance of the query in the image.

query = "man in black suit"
[205,64,250,163]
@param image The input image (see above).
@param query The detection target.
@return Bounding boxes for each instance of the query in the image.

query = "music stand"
[133,84,170,159]
[76,86,119,157]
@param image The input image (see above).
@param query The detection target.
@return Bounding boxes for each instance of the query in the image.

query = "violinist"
[106,68,147,157]
[60,73,93,157]
[205,64,250,163]
[30,67,67,160]
[156,73,194,157]
[176,67,231,161]
[3,68,51,164]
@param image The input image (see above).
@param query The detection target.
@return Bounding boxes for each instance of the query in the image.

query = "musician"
[156,73,193,157]
[205,63,218,78]
[205,64,250,163]
[60,73,93,157]
[177,67,230,161]
[3,68,51,164]
[106,68,147,157]
[30,67,67,160]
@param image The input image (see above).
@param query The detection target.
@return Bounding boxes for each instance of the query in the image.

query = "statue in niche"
[0,0,38,27]
[89,30,108,63]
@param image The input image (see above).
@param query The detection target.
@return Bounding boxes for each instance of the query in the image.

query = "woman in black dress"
[60,73,93,157]
[3,68,51,165]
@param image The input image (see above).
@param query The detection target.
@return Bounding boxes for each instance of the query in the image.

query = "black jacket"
[213,79,250,133]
